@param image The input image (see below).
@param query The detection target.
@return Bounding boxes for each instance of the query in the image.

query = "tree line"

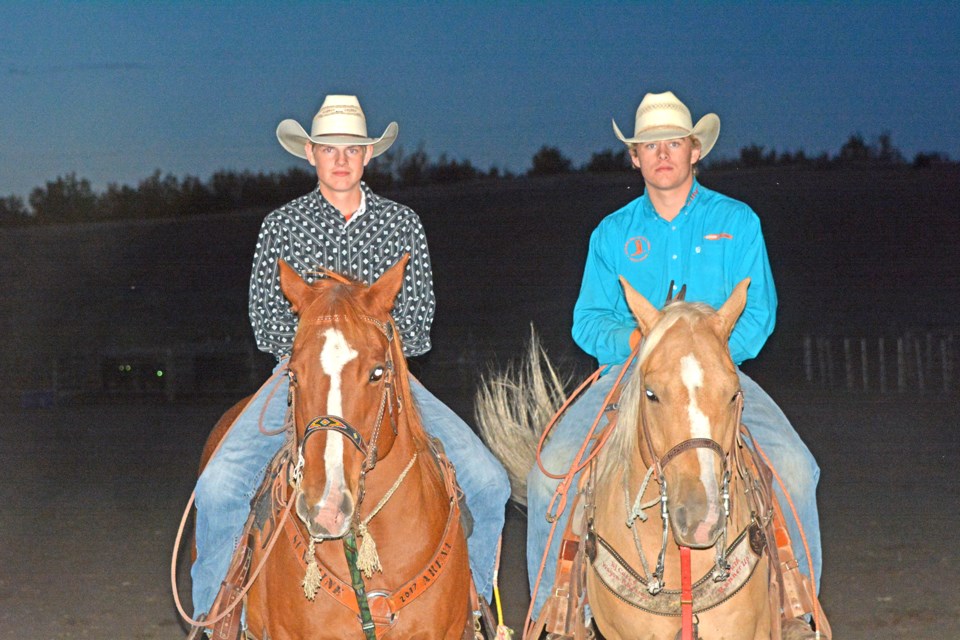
[1,133,954,226]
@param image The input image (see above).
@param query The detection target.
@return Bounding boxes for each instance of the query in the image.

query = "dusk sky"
[2,1,958,200]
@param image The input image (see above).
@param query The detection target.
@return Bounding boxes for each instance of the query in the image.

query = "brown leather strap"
[537,474,593,639]
[207,533,254,640]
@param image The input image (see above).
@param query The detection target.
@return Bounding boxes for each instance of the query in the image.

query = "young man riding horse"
[188,94,509,634]
[526,91,824,629]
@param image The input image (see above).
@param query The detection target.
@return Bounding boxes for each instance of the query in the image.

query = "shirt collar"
[347,188,368,224]
[640,178,701,221]
[312,182,371,223]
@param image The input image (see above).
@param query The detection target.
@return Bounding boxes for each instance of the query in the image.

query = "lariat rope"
[170,364,295,630]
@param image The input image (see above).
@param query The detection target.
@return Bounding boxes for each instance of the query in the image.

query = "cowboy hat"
[276,94,398,159]
[612,91,720,158]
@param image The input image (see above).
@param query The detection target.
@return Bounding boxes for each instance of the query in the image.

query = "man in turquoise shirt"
[527,91,822,623]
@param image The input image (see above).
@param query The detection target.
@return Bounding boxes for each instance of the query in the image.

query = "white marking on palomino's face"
[320,328,359,483]
[680,354,718,491]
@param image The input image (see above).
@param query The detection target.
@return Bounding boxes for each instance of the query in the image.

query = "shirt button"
[672,254,678,260]
[671,225,677,231]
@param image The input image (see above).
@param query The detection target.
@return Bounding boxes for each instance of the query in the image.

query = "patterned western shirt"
[249,182,435,360]
[573,179,777,366]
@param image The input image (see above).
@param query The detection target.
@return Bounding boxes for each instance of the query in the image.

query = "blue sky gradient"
[2,1,958,198]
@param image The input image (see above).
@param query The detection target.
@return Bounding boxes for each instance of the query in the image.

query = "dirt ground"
[0,387,957,639]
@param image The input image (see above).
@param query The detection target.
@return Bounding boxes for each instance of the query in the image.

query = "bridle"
[288,313,402,521]
[634,379,745,594]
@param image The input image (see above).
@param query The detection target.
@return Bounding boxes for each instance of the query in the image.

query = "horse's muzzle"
[668,478,724,548]
[296,485,354,539]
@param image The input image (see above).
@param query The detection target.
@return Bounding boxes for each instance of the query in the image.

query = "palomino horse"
[199,256,473,639]
[478,279,827,640]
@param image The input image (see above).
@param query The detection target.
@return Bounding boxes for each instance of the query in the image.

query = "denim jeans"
[526,365,821,618]
[192,365,510,617]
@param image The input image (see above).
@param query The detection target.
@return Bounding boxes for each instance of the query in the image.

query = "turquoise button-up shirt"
[572,179,777,366]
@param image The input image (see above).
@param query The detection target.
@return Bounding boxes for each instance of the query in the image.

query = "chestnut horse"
[200,256,473,639]
[478,280,827,639]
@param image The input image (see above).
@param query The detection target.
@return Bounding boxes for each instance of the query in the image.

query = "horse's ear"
[716,278,750,338]
[278,260,311,315]
[619,276,661,335]
[368,254,410,314]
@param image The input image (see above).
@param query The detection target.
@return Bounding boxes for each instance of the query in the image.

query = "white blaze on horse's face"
[680,353,721,527]
[320,327,358,478]
[304,327,359,537]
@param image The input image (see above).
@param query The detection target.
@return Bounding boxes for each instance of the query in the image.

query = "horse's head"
[279,256,410,540]
[616,277,749,548]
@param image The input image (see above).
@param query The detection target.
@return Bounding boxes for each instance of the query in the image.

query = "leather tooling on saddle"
[250,441,293,548]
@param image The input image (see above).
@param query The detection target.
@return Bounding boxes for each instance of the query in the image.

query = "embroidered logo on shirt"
[704,233,733,240]
[624,236,651,262]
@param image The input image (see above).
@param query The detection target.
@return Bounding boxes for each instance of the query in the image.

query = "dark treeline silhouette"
[2,133,954,226]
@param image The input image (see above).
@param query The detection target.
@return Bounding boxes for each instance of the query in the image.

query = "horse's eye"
[369,366,385,382]
[644,388,659,402]
[288,371,299,387]
[731,390,741,404]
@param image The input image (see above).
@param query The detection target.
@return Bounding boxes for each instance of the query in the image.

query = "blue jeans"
[526,365,821,618]
[192,365,510,617]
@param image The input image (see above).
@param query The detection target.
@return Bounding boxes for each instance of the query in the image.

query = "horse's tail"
[474,326,570,505]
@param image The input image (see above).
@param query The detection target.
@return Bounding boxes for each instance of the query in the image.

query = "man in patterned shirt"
[190,95,509,627]
[525,91,823,624]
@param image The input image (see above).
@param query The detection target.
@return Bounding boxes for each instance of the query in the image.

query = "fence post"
[843,337,854,391]
[816,337,829,388]
[860,337,869,392]
[914,336,924,393]
[941,337,950,394]
[826,337,835,387]
[803,335,813,384]
[897,337,906,393]
[878,337,887,394]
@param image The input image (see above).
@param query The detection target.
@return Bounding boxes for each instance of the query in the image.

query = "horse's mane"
[297,276,441,484]
[597,301,717,483]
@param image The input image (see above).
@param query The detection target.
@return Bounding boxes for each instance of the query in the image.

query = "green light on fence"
[156,370,164,378]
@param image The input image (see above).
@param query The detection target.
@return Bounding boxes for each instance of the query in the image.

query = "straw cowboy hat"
[276,95,398,159]
[612,91,721,158]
